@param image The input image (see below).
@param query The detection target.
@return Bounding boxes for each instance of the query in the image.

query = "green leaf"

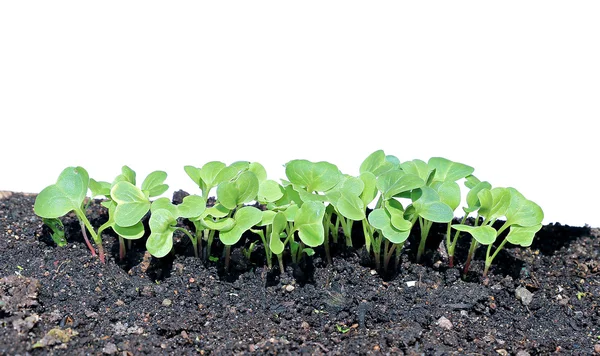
[326,176,366,221]
[376,170,425,199]
[116,166,136,185]
[386,199,412,231]
[89,179,111,198]
[200,217,235,231]
[294,201,326,247]
[257,179,284,203]
[34,166,89,218]
[217,171,259,210]
[258,210,277,226]
[367,208,410,244]
[505,224,542,247]
[150,197,177,215]
[452,224,497,245]
[141,171,168,197]
[249,162,268,182]
[177,195,206,219]
[400,159,431,181]
[111,181,151,227]
[219,206,263,246]
[205,204,230,218]
[113,221,145,240]
[285,160,342,193]
[464,180,492,213]
[505,188,544,227]
[42,218,67,247]
[433,180,461,212]
[478,187,510,222]
[427,157,474,182]
[412,187,453,223]
[269,212,287,255]
[146,209,177,258]
[359,172,378,207]
[359,150,396,177]
[184,165,202,186]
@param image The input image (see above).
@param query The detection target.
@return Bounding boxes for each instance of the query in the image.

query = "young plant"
[284,159,341,263]
[445,175,491,267]
[93,166,169,260]
[367,168,425,271]
[34,167,106,262]
[146,195,206,258]
[401,157,474,262]
[452,187,543,276]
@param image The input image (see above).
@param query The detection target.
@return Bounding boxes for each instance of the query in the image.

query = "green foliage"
[33,152,544,279]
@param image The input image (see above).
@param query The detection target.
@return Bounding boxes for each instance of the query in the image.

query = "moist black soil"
[1,192,599,355]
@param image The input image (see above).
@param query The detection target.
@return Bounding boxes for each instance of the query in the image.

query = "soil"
[1,191,599,355]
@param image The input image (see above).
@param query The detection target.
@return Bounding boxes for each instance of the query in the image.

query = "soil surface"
[1,191,599,355]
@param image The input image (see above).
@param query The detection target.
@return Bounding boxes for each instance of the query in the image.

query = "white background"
[1,2,598,227]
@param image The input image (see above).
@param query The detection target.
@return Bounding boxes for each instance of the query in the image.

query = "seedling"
[42,218,67,247]
[34,167,106,262]
[91,166,169,260]
[452,186,543,276]
[146,195,206,257]
[401,157,473,263]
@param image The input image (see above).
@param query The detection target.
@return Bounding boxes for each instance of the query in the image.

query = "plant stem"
[483,237,508,277]
[175,227,198,258]
[342,218,353,247]
[416,218,433,263]
[362,219,372,253]
[277,254,284,273]
[76,209,104,263]
[395,242,404,270]
[118,236,126,261]
[447,215,468,267]
[463,238,479,275]
[383,239,396,272]
[224,245,231,271]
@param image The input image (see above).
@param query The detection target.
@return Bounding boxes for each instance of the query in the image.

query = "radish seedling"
[34,167,106,262]
[453,187,543,276]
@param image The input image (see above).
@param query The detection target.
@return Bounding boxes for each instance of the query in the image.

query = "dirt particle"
[436,316,453,330]
[496,349,508,356]
[102,342,118,354]
[284,285,295,292]
[515,286,533,306]
[162,298,172,307]
[594,344,600,354]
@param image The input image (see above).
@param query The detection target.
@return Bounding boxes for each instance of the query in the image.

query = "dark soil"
[1,192,599,355]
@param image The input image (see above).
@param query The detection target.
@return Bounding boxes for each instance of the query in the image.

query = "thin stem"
[362,219,372,253]
[395,242,404,270]
[483,237,509,277]
[343,218,354,247]
[463,238,479,275]
[383,239,396,272]
[277,254,284,273]
[416,218,433,263]
[447,215,468,267]
[118,236,126,261]
[76,208,104,263]
[225,245,231,271]
[175,227,198,258]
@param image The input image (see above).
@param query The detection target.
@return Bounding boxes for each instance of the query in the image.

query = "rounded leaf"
[257,180,284,203]
[219,206,263,246]
[34,166,89,218]
[146,209,177,258]
[505,224,542,247]
[111,181,151,227]
[285,160,341,192]
[294,201,326,247]
[217,171,259,210]
[452,224,497,245]
[269,212,287,255]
